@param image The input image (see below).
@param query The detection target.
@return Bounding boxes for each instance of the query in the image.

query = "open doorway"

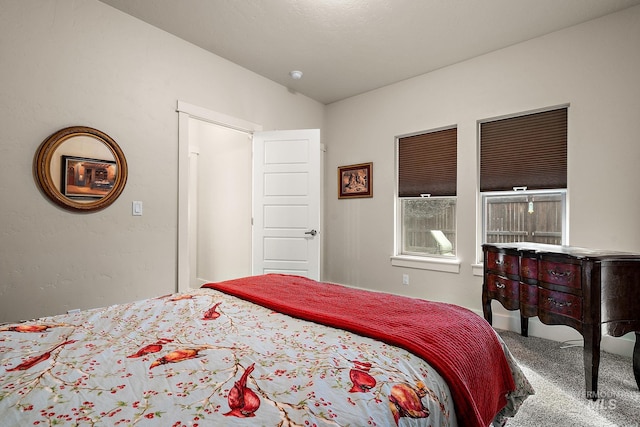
[177,101,263,291]
[176,102,321,291]
[189,119,252,285]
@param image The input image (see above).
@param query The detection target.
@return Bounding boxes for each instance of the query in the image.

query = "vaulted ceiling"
[99,0,640,104]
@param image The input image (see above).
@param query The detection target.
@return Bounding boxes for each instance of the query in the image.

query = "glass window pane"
[483,191,565,245]
[402,198,456,256]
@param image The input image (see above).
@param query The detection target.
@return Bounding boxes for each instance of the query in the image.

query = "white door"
[252,129,321,280]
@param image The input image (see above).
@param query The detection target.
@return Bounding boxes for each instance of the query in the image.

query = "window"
[482,190,566,244]
[396,127,457,257]
[480,107,568,248]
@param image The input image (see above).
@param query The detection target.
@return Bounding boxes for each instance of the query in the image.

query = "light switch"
[132,201,143,216]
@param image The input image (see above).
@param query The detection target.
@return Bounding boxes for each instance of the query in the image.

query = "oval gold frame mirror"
[34,126,128,212]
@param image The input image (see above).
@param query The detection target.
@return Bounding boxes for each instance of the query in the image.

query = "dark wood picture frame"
[338,162,372,199]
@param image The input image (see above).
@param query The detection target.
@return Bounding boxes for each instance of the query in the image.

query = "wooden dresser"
[482,243,640,399]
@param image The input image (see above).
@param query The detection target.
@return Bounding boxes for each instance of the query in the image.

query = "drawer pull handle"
[494,259,505,266]
[495,282,506,289]
[547,297,572,308]
[549,269,572,278]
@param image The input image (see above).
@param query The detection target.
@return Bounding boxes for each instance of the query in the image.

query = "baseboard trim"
[471,309,635,358]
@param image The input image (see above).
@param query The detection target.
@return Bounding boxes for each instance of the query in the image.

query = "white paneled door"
[252,129,321,280]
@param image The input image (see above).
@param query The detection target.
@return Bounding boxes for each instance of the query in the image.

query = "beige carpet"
[497,330,639,427]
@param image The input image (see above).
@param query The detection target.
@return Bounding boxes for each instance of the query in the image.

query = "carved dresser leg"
[482,288,493,325]
[634,332,640,390]
[520,315,529,337]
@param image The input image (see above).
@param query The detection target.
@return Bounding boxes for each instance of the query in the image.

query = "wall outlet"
[402,274,409,285]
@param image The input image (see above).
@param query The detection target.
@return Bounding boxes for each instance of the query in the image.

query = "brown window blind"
[398,127,457,197]
[480,108,567,192]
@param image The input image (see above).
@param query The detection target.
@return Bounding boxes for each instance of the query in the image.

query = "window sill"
[390,255,461,273]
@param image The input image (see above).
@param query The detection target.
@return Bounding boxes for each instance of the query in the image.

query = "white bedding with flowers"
[1,282,531,426]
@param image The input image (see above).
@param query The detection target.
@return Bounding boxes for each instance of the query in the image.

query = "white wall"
[323,6,640,353]
[0,0,323,323]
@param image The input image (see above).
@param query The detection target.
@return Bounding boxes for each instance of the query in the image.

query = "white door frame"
[176,101,262,292]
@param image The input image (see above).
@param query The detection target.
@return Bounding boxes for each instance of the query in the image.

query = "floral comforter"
[1,283,531,426]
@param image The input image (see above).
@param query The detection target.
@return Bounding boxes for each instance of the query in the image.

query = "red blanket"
[203,274,515,427]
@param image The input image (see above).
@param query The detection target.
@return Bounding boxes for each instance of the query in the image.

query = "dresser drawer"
[486,251,519,276]
[520,257,538,282]
[486,273,520,310]
[539,288,582,321]
[539,260,581,289]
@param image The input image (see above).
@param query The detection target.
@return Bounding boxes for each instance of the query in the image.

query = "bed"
[0,274,532,426]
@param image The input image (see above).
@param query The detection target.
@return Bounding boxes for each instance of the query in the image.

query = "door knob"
[304,229,317,236]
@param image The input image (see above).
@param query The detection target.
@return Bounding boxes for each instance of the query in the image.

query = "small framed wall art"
[338,162,372,199]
